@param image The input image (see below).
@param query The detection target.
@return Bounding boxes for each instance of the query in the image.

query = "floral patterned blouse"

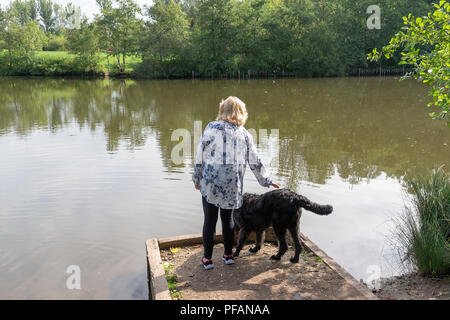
[192,120,272,209]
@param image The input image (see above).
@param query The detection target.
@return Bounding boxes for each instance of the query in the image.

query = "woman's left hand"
[195,184,200,190]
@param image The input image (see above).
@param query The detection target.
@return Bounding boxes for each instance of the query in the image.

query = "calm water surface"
[0,77,448,299]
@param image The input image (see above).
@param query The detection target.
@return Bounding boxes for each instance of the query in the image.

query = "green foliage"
[0,12,46,74]
[95,0,142,73]
[193,0,237,73]
[45,33,67,51]
[392,168,449,276]
[136,0,436,78]
[163,262,182,300]
[28,52,74,75]
[66,19,102,74]
[0,6,5,49]
[3,0,75,34]
[0,0,439,79]
[138,0,190,77]
[60,3,81,30]
[369,0,450,123]
[9,0,37,25]
[38,0,56,33]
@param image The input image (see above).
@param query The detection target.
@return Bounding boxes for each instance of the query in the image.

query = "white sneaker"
[201,257,214,270]
[222,255,235,265]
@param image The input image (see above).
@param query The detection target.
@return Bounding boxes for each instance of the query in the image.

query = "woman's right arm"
[246,131,273,188]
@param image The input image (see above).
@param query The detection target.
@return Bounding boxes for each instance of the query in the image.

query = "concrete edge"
[146,238,171,300]
[298,234,378,300]
[150,229,378,300]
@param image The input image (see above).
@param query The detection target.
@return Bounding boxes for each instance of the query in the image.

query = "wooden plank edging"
[158,233,208,250]
[158,229,279,250]
[146,238,171,300]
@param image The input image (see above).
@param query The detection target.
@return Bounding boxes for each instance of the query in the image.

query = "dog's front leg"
[249,231,265,253]
[233,228,249,257]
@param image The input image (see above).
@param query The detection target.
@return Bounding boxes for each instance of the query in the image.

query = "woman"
[192,96,279,270]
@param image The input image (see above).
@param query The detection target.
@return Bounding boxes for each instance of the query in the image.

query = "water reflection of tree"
[0,78,158,152]
[249,78,449,187]
[0,78,448,186]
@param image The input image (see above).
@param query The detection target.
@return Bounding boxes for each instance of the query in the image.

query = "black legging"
[202,197,235,259]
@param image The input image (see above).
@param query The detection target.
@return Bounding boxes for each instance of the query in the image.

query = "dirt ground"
[368,273,450,300]
[160,242,367,300]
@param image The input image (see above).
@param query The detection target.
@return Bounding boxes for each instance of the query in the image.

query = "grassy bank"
[0,50,411,79]
[392,168,449,276]
[0,50,142,77]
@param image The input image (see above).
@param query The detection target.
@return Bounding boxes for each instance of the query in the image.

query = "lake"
[0,77,448,299]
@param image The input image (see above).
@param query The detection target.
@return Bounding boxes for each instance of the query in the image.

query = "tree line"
[0,0,437,78]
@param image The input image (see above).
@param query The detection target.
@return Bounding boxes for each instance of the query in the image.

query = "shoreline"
[364,272,449,300]
[0,72,407,81]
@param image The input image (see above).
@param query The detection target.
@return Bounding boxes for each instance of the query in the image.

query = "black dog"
[232,188,333,263]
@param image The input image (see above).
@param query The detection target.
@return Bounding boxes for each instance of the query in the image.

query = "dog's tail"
[295,194,333,215]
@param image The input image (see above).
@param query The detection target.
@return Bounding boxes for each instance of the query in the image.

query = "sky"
[0,0,152,19]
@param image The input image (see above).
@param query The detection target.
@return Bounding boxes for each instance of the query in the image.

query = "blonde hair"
[216,96,248,126]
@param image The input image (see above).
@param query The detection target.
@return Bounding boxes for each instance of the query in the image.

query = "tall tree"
[192,0,238,73]
[0,5,5,51]
[96,0,113,11]
[0,9,46,72]
[140,0,191,76]
[9,0,37,25]
[0,5,4,26]
[143,0,190,62]
[38,0,56,32]
[67,18,101,73]
[56,3,82,30]
[29,0,38,20]
[95,0,142,72]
